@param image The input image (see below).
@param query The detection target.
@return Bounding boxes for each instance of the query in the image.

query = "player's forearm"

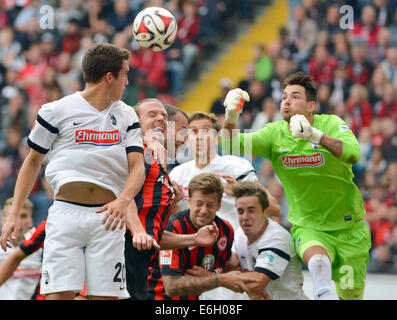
[160,231,196,250]
[125,199,146,235]
[162,273,220,297]
[9,151,43,218]
[319,135,343,158]
[0,248,27,286]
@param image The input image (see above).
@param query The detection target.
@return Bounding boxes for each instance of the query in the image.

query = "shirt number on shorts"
[113,262,126,284]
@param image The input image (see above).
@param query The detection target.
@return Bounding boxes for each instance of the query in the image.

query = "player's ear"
[307,100,316,113]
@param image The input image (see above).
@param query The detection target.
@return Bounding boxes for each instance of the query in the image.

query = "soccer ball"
[132,7,178,52]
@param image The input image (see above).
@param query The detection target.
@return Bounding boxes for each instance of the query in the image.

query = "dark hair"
[232,181,269,212]
[188,111,220,132]
[188,173,223,203]
[165,104,188,121]
[82,43,130,83]
[282,72,317,102]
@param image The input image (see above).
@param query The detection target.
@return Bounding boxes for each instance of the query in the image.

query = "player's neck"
[194,151,217,169]
[80,83,112,111]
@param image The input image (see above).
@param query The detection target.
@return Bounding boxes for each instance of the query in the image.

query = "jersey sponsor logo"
[160,250,172,265]
[217,235,227,251]
[281,152,324,168]
[75,129,121,146]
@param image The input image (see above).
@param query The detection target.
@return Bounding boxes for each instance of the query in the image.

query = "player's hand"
[132,232,160,251]
[0,212,22,251]
[219,271,245,293]
[96,196,129,231]
[194,222,219,247]
[223,88,250,124]
[171,180,184,205]
[289,114,323,145]
[215,173,237,196]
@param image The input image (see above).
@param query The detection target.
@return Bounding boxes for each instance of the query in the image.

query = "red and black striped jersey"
[130,146,175,244]
[147,209,234,300]
[20,220,46,255]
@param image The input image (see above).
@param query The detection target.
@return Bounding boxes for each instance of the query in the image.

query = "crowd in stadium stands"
[0,0,396,282]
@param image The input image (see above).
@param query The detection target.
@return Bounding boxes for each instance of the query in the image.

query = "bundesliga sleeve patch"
[339,125,349,132]
[160,250,172,265]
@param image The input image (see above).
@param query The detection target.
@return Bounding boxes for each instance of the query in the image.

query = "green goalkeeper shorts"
[291,220,371,300]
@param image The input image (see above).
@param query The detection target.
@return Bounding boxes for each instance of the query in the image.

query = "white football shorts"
[40,200,128,298]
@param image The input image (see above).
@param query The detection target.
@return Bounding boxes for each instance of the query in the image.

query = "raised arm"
[0,247,28,286]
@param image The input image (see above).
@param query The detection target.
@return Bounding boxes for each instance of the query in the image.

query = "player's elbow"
[162,276,179,297]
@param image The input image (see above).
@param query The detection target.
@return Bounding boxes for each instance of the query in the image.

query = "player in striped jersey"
[147,173,264,300]
[0,198,42,300]
[125,100,219,299]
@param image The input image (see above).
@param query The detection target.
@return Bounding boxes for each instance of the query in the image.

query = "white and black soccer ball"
[132,7,178,52]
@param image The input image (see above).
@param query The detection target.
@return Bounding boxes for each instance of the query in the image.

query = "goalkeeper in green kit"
[221,72,371,300]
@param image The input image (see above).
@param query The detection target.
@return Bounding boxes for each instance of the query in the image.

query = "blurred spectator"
[380,118,397,162]
[373,0,394,27]
[267,57,293,105]
[366,146,388,180]
[347,44,373,86]
[0,155,15,208]
[251,97,283,132]
[130,47,168,92]
[54,51,81,95]
[0,92,29,139]
[40,32,59,67]
[0,27,23,70]
[54,0,83,35]
[237,62,256,93]
[61,19,82,55]
[308,44,338,85]
[29,175,53,226]
[380,161,397,204]
[379,46,397,89]
[107,0,136,33]
[332,32,351,65]
[349,4,380,46]
[329,63,353,105]
[177,0,201,74]
[320,5,341,41]
[267,177,288,229]
[253,43,273,83]
[374,83,397,121]
[123,69,158,106]
[368,67,388,105]
[286,4,318,64]
[209,77,232,126]
[356,127,374,183]
[346,84,372,136]
[367,242,397,274]
[316,83,333,114]
[165,38,184,97]
[367,27,391,66]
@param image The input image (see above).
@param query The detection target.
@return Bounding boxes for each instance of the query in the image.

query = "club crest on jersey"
[109,113,117,125]
[281,152,325,168]
[217,235,227,251]
[75,129,121,146]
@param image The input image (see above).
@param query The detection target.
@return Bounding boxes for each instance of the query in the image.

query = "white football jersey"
[233,219,308,300]
[28,92,143,197]
[169,154,258,231]
[0,229,42,300]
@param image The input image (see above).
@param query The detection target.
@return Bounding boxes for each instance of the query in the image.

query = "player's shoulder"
[39,92,78,114]
[169,160,195,178]
[262,219,293,245]
[167,209,190,229]
[214,216,234,236]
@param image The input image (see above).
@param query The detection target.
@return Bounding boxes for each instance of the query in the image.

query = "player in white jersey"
[231,181,308,300]
[169,112,280,300]
[0,198,42,300]
[0,43,151,300]
[169,112,280,231]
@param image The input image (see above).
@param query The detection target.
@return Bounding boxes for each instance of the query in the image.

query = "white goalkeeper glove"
[289,114,323,145]
[223,88,250,124]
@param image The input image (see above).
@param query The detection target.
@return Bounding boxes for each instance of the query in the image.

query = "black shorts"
[124,231,155,300]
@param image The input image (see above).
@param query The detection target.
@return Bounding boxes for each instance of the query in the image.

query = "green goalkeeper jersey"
[222,114,365,231]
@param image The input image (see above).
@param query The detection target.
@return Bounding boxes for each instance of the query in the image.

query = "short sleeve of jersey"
[19,220,46,255]
[321,115,360,164]
[28,103,59,154]
[159,222,184,276]
[125,108,143,154]
[254,237,292,280]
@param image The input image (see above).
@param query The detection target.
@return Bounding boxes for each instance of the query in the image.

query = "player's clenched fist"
[223,88,250,124]
[289,114,323,145]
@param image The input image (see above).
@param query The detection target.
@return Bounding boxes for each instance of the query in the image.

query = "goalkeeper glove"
[290,114,323,145]
[223,88,250,124]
